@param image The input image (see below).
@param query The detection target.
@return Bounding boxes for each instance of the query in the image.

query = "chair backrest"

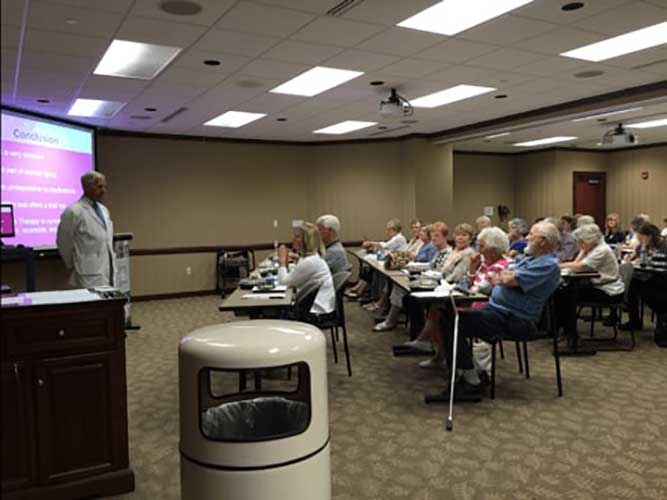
[618,261,634,290]
[293,279,321,320]
[332,271,351,292]
[331,271,351,323]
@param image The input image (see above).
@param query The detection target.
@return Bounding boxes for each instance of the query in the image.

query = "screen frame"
[1,203,15,238]
[1,105,98,250]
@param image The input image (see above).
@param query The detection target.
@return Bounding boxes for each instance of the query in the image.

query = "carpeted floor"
[111,295,667,500]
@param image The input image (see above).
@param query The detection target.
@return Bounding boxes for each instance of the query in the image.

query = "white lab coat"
[57,197,115,288]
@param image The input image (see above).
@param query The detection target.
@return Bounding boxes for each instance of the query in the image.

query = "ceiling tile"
[236,93,305,114]
[255,0,353,15]
[216,1,314,36]
[574,2,667,36]
[173,49,251,73]
[2,0,25,27]
[238,59,308,80]
[466,48,546,70]
[505,77,573,94]
[157,66,231,86]
[116,17,207,47]
[38,0,135,14]
[20,50,96,75]
[416,38,500,64]
[129,0,237,27]
[1,24,20,48]
[262,40,344,65]
[320,49,400,72]
[514,0,633,24]
[514,27,606,55]
[19,69,86,88]
[79,75,150,100]
[604,45,667,70]
[376,58,445,78]
[357,28,444,57]
[515,56,588,76]
[24,29,109,59]
[291,16,386,47]
[194,29,281,57]
[341,0,440,26]
[141,79,210,99]
[27,2,124,38]
[458,14,559,45]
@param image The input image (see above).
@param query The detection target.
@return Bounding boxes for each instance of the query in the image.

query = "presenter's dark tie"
[92,202,107,229]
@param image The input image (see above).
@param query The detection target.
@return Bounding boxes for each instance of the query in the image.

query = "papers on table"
[1,296,23,306]
[7,289,101,306]
[251,285,287,292]
[406,262,430,272]
[241,293,286,300]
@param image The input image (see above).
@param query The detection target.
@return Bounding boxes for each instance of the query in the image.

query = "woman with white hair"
[557,223,624,339]
[507,218,528,258]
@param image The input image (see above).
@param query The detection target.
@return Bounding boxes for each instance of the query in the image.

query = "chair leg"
[553,335,563,397]
[498,339,505,359]
[341,323,352,377]
[515,341,523,374]
[590,307,596,337]
[491,342,496,400]
[522,340,530,379]
[330,328,338,364]
[335,326,340,342]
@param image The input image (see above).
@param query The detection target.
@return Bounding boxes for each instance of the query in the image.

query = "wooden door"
[1,362,36,492]
[573,172,606,226]
[35,351,121,484]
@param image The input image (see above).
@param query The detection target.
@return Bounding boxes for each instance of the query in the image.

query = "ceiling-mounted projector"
[600,123,638,147]
[380,88,413,117]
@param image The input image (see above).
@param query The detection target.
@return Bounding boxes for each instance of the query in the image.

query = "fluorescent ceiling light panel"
[204,111,266,128]
[626,117,667,128]
[514,136,577,147]
[561,22,667,62]
[411,84,496,108]
[94,39,181,79]
[485,132,510,139]
[314,120,377,135]
[572,107,643,122]
[67,98,126,118]
[270,66,364,97]
[397,0,534,36]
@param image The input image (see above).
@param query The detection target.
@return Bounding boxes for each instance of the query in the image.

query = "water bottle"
[640,245,648,267]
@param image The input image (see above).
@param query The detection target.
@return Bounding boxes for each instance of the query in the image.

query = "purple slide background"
[1,140,93,247]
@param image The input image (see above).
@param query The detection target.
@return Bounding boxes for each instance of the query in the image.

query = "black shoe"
[424,379,482,404]
[619,321,638,332]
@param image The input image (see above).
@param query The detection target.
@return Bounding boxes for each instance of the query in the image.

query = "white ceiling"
[2,0,667,146]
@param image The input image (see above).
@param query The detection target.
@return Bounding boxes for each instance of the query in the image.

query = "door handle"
[37,378,45,387]
[14,362,21,385]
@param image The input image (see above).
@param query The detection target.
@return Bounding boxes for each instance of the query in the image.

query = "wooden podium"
[1,294,134,499]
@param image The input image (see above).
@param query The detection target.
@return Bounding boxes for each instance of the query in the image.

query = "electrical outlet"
[186,266,192,275]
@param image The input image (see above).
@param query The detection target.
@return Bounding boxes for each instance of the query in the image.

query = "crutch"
[446,291,460,432]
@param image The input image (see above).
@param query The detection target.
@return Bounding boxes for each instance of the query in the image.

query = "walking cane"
[446,291,459,432]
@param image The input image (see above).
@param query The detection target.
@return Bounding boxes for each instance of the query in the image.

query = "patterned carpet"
[110,295,667,500]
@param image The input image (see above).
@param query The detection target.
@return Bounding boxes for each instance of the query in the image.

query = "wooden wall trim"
[133,290,217,302]
[130,241,364,256]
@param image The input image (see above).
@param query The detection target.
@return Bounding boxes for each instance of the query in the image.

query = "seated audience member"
[405,219,424,256]
[576,214,595,227]
[558,224,625,334]
[624,214,649,249]
[604,213,625,245]
[345,218,408,299]
[413,225,435,262]
[316,214,351,274]
[507,218,528,257]
[625,222,665,262]
[278,222,335,315]
[662,217,667,238]
[408,227,511,363]
[472,215,492,249]
[544,217,578,262]
[561,215,577,234]
[374,221,451,332]
[430,222,562,401]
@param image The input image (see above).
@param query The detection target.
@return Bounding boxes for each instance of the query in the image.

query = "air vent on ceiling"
[327,0,366,16]
[130,115,152,120]
[632,58,667,70]
[367,125,410,137]
[160,107,188,123]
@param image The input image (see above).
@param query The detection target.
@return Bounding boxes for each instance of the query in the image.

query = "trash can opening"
[198,363,312,442]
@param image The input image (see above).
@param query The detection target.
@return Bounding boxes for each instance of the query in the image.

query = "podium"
[113,232,140,331]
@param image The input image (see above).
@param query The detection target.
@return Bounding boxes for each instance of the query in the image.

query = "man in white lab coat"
[57,171,115,288]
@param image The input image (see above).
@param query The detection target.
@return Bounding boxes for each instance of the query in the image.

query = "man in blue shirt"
[429,221,562,402]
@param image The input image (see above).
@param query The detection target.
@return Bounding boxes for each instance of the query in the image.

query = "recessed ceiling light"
[561,2,584,11]
[160,0,202,15]
[314,120,378,135]
[401,119,419,124]
[514,136,577,147]
[36,98,50,104]
[94,39,181,79]
[144,107,157,112]
[561,21,667,62]
[370,81,384,86]
[494,94,508,99]
[68,98,126,118]
[204,111,266,128]
[572,107,643,122]
[203,59,221,66]
[573,70,604,78]
[378,126,388,130]
[485,132,510,139]
[276,117,287,122]
[397,0,534,36]
[271,66,364,97]
[626,117,667,129]
[410,84,496,108]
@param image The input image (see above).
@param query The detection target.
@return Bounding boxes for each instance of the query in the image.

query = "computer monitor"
[1,204,15,238]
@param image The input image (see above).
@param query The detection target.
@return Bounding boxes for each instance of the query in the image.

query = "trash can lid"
[179,320,325,367]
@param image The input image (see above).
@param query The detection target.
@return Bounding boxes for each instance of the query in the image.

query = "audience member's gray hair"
[577,215,595,227]
[81,171,105,188]
[508,217,528,235]
[386,218,402,232]
[543,216,561,230]
[475,215,491,225]
[533,222,560,248]
[477,227,510,255]
[572,223,603,245]
[316,214,340,233]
